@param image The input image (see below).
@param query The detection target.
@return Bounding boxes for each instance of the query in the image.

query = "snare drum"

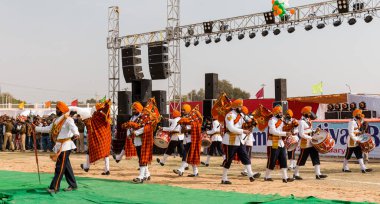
[154,130,170,148]
[284,135,299,151]
[201,132,212,148]
[358,134,375,153]
[311,130,335,154]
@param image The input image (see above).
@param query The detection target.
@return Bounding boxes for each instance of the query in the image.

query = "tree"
[0,93,24,104]
[184,79,250,101]
[85,98,97,104]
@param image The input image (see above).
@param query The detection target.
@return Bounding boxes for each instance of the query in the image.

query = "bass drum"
[311,130,335,154]
[154,130,170,149]
[358,134,375,153]
[284,135,299,151]
[201,132,212,148]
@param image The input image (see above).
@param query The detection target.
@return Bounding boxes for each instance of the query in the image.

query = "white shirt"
[347,118,361,148]
[267,116,287,147]
[183,125,192,144]
[207,120,222,142]
[128,114,144,147]
[162,117,184,141]
[222,110,244,146]
[298,117,313,148]
[35,115,79,153]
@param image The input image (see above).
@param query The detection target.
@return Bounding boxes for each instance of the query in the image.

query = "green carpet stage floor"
[0,171,373,204]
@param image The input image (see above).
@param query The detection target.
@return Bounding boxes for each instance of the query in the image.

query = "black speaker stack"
[132,79,152,104]
[203,73,219,121]
[273,78,288,113]
[148,43,170,80]
[121,46,144,82]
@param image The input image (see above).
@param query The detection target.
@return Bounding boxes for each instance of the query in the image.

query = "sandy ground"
[0,151,379,203]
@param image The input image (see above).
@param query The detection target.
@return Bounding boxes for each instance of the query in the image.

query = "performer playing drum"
[294,106,328,180]
[157,110,185,166]
[282,109,299,170]
[342,109,373,173]
[201,115,223,167]
[264,105,294,183]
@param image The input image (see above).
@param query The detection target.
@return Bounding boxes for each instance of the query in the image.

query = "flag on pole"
[71,99,78,106]
[18,101,25,110]
[255,87,264,99]
[44,101,51,108]
[99,96,106,103]
[312,82,323,95]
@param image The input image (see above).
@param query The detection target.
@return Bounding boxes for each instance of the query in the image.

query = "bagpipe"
[178,104,203,125]
[282,118,299,135]
[252,104,273,131]
[211,92,232,124]
[121,98,161,134]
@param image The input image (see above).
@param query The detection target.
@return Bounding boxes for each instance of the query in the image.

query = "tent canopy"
[287,93,347,104]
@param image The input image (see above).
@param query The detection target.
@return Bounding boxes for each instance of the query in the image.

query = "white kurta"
[267,116,287,148]
[207,120,222,142]
[35,115,79,153]
[298,117,313,148]
[128,114,144,147]
[347,119,361,148]
[222,110,244,146]
[162,117,184,141]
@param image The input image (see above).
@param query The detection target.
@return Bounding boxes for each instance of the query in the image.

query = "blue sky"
[0,0,379,103]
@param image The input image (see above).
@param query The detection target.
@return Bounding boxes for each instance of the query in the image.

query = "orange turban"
[272,105,283,115]
[95,102,105,111]
[241,106,249,115]
[182,104,191,114]
[301,106,312,115]
[286,109,294,118]
[56,101,69,114]
[231,99,243,109]
[172,110,181,118]
[353,109,364,118]
[132,102,143,113]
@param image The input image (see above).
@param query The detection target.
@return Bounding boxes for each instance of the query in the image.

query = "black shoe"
[241,171,248,176]
[253,173,261,179]
[101,171,110,175]
[221,180,232,185]
[115,159,120,163]
[143,176,151,181]
[342,169,352,173]
[201,162,209,167]
[316,174,328,179]
[80,164,89,172]
[264,178,273,181]
[249,177,255,182]
[132,178,144,184]
[63,186,77,191]
[293,175,303,180]
[362,168,373,173]
[187,173,199,177]
[156,158,165,166]
[46,188,57,193]
[173,169,183,176]
[220,164,224,167]
[283,178,295,183]
[185,166,189,170]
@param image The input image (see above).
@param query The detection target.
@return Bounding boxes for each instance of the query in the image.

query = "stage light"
[317,21,326,29]
[214,35,221,43]
[287,26,295,33]
[304,24,313,31]
[185,39,191,47]
[193,38,199,46]
[226,34,233,42]
[249,31,256,39]
[205,37,212,44]
[364,15,373,23]
[333,18,342,27]
[220,23,229,31]
[238,32,245,40]
[261,29,269,37]
[187,27,194,36]
[348,17,357,25]
[273,27,281,35]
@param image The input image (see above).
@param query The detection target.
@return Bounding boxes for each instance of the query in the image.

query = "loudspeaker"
[152,90,167,114]
[205,73,218,99]
[340,111,353,119]
[118,91,132,115]
[275,78,287,101]
[362,110,377,118]
[203,99,215,119]
[132,79,152,103]
[148,44,168,55]
[149,55,168,64]
[158,113,169,128]
[122,57,142,66]
[122,66,144,83]
[353,2,364,11]
[121,47,141,56]
[337,0,349,13]
[149,63,170,80]
[272,101,288,113]
[264,11,275,24]
[325,111,340,119]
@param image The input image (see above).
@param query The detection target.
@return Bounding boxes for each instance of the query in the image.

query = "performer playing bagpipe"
[80,99,112,175]
[173,104,202,177]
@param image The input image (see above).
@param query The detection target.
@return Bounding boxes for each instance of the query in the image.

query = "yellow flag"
[312,82,323,94]
[18,102,25,109]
